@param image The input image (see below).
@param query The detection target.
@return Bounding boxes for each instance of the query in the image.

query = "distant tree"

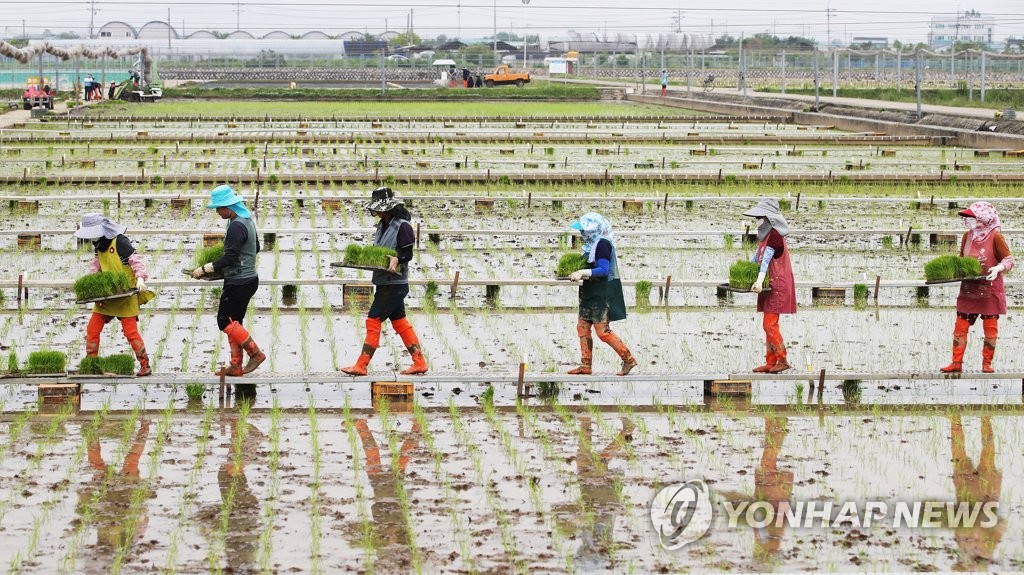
[388,32,421,46]
[57,31,80,40]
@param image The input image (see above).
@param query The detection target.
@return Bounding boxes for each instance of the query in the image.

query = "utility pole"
[826,2,835,48]
[89,0,96,39]
[951,9,961,86]
[493,0,497,60]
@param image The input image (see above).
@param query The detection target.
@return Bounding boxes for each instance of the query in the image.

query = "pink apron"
[957,232,1006,315]
[757,237,797,314]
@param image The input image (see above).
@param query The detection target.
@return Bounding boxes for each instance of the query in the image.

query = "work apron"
[957,231,1007,316]
[93,238,153,317]
[756,237,797,315]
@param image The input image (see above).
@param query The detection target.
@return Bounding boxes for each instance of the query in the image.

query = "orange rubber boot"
[595,322,637,376]
[341,318,382,376]
[85,312,106,358]
[982,317,998,373]
[217,340,244,377]
[393,317,428,375]
[121,317,151,377]
[568,319,594,374]
[941,316,971,373]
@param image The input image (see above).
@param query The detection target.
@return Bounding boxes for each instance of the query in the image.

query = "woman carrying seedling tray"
[940,201,1014,373]
[743,199,796,373]
[565,212,637,376]
[340,187,428,376]
[191,185,266,377]
[74,214,154,376]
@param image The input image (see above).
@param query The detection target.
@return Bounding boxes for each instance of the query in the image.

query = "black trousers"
[217,277,259,331]
[367,284,409,321]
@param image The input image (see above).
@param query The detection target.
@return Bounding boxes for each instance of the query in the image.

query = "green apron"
[93,237,154,317]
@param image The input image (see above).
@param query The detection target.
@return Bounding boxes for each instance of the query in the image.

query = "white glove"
[986,264,1005,281]
[568,269,593,282]
[751,272,766,293]
[191,262,215,279]
[136,278,148,292]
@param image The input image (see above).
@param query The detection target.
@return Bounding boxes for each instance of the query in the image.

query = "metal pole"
[896,51,901,90]
[832,49,838,97]
[814,46,820,109]
[781,49,786,94]
[915,49,923,118]
[981,50,987,102]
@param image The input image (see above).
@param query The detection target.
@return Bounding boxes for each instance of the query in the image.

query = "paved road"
[0,100,78,130]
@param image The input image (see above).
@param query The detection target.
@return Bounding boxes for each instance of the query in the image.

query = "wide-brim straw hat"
[73,213,126,240]
[363,186,404,212]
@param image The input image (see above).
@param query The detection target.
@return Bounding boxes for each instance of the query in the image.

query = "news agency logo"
[649,480,714,550]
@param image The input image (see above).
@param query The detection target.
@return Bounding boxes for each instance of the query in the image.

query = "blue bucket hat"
[206,184,252,219]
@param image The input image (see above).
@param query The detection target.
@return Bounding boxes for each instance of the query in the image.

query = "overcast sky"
[4,1,1024,44]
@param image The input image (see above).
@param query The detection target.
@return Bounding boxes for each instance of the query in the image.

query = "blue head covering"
[206,184,252,219]
[570,212,614,263]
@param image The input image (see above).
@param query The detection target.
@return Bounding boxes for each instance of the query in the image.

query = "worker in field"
[566,213,637,376]
[191,185,266,376]
[108,81,117,100]
[940,202,1014,373]
[660,69,669,96]
[744,199,796,373]
[340,187,428,376]
[75,214,155,376]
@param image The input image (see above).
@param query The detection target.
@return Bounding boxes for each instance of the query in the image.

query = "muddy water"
[0,403,1020,573]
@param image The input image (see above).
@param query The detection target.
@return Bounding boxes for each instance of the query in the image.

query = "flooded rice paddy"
[1,102,1022,572]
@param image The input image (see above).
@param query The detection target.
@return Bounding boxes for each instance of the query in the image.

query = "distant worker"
[83,74,93,101]
[108,81,117,100]
[448,64,457,88]
[940,202,1014,373]
[660,69,669,97]
[462,67,471,88]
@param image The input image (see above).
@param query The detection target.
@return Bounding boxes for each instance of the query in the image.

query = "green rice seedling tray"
[333,263,401,274]
[925,276,987,285]
[718,282,771,294]
[182,268,224,281]
[75,288,140,305]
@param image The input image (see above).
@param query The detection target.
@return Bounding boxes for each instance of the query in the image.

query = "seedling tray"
[75,288,140,305]
[925,276,987,285]
[718,282,771,294]
[182,268,224,281]
[331,262,398,274]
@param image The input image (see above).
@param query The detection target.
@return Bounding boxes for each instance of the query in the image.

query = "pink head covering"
[958,201,1001,242]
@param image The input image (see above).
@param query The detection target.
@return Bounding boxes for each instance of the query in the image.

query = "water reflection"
[753,417,793,563]
[197,413,264,573]
[75,419,151,574]
[949,415,1005,571]
[554,416,635,572]
[354,417,421,571]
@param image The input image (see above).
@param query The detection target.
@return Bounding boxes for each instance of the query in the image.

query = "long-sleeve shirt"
[750,229,785,274]
[588,239,612,278]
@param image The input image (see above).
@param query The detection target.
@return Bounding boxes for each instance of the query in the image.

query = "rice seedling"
[729,260,769,289]
[923,255,982,281]
[6,350,18,374]
[72,270,133,301]
[342,244,398,268]
[193,242,225,268]
[635,280,652,309]
[555,253,587,277]
[185,383,205,400]
[26,350,67,374]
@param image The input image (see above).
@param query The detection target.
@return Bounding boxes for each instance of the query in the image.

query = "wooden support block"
[416,161,430,168]
[622,200,643,214]
[203,148,217,155]
[343,284,374,307]
[59,131,71,137]
[786,150,803,156]
[1003,149,1024,158]
[227,123,238,128]
[301,148,315,155]
[812,287,846,305]
[17,233,41,250]
[595,149,612,156]
[203,233,222,247]
[82,123,94,129]
[170,198,191,209]
[136,131,148,137]
[298,122,309,129]
[14,200,39,214]
[103,148,117,155]
[263,232,277,248]
[370,122,382,128]
[401,149,415,155]
[514,122,526,128]
[321,198,342,212]
[742,162,760,169]
[634,162,655,169]
[11,122,25,129]
[880,149,896,157]
[474,199,494,214]
[194,161,211,169]
[703,379,751,396]
[689,149,707,156]
[281,285,298,306]
[78,160,96,168]
[38,383,81,403]
[973,150,989,157]
[296,130,307,136]
[844,162,865,170]
[485,285,500,303]
[533,131,544,137]
[524,162,539,169]
[499,149,515,155]
[929,233,958,248]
